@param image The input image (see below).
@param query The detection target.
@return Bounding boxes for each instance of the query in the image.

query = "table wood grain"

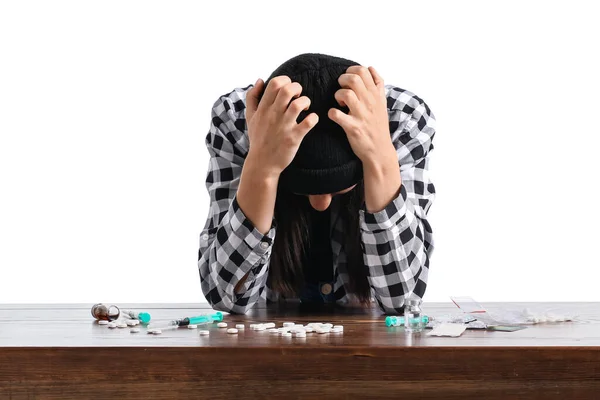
[1,302,599,399]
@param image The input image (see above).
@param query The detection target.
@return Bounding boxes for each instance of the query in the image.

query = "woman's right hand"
[244,75,319,177]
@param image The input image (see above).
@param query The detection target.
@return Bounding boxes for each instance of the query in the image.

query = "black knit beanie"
[256,53,363,195]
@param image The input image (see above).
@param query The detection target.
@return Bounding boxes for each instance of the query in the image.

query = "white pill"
[278,327,290,333]
[331,328,343,334]
[322,323,333,329]
[263,322,276,329]
[126,320,137,326]
[295,331,307,338]
[283,322,295,327]
[254,325,266,331]
[217,322,228,328]
[226,328,238,334]
[317,328,331,334]
[152,329,162,335]
[268,328,279,334]
[281,332,292,337]
[304,326,314,333]
[199,330,209,336]
[130,328,140,333]
[107,322,117,329]
[117,323,127,329]
[249,324,257,329]
[333,325,344,331]
[235,324,245,329]
[98,320,109,325]
[187,325,198,329]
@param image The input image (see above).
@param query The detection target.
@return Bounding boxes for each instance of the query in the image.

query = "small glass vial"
[404,298,424,333]
[91,303,121,321]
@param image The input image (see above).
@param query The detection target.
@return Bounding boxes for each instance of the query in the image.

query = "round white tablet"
[126,320,137,326]
[235,324,245,329]
[333,325,344,331]
[130,328,140,333]
[199,330,210,336]
[117,323,127,329]
[226,328,238,334]
[295,331,306,338]
[107,322,117,329]
[98,320,109,325]
[281,332,292,337]
[217,322,228,328]
[187,324,198,329]
[282,322,295,327]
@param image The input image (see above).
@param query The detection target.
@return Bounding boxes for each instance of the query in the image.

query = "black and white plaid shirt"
[198,83,436,315]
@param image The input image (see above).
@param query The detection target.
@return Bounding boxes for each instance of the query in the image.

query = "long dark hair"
[266,179,372,304]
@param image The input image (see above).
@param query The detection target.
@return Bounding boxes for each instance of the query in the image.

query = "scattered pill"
[126,320,137,326]
[331,328,343,334]
[316,328,331,334]
[263,322,276,329]
[254,325,266,331]
[107,322,117,329]
[283,322,295,327]
[281,332,292,337]
[117,323,127,329]
[98,320,109,325]
[235,324,245,329]
[249,324,257,329]
[227,328,238,334]
[199,330,210,336]
[217,322,228,328]
[130,328,140,333]
[187,325,198,329]
[268,328,279,334]
[304,326,314,333]
[295,331,307,338]
[322,323,333,329]
[152,329,162,335]
[333,325,344,331]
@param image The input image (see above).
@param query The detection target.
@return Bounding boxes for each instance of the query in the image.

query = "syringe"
[147,312,223,331]
[121,309,151,324]
[385,315,430,327]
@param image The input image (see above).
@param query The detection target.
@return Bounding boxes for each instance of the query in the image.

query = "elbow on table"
[203,289,255,315]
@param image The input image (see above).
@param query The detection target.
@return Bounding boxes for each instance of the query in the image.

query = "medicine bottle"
[91,303,121,321]
[404,298,424,333]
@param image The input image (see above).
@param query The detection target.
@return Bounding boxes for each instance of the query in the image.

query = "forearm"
[362,145,402,213]
[236,152,280,235]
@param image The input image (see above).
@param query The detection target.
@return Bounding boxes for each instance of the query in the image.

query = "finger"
[328,107,354,131]
[283,95,311,125]
[261,75,292,107]
[334,88,362,115]
[338,72,369,102]
[273,82,303,114]
[368,66,385,97]
[294,112,319,139]
[346,65,377,93]
[246,78,263,116]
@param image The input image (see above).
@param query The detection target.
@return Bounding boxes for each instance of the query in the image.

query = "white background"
[1,1,598,304]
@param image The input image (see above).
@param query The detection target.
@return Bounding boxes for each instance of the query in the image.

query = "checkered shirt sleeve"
[197,92,276,314]
[359,86,436,314]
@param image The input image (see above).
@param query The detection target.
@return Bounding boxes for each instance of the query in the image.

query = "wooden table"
[1,302,599,399]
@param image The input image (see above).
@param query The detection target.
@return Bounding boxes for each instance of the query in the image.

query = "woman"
[198,53,436,315]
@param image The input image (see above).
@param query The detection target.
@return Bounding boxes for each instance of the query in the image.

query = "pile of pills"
[247,321,344,338]
[98,318,344,339]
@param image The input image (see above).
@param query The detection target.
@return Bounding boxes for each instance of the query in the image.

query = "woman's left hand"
[328,65,395,164]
